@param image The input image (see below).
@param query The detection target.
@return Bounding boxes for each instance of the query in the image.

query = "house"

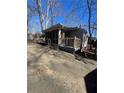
[43,24,88,53]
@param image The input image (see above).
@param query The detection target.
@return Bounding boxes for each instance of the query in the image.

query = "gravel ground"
[27,43,97,93]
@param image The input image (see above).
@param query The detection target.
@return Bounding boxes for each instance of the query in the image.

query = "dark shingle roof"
[42,24,87,33]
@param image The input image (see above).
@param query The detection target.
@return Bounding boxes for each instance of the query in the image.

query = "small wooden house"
[43,24,88,53]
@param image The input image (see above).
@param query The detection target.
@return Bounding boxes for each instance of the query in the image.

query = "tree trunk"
[50,7,54,26]
[46,0,50,29]
[36,0,44,31]
[87,0,92,50]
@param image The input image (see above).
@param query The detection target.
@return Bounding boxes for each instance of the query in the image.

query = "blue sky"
[28,0,97,37]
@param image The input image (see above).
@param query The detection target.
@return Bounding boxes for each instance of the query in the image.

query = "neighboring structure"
[27,31,44,43]
[27,31,35,40]
[43,24,88,53]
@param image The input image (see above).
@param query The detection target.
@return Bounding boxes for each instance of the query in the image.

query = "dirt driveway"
[27,43,97,93]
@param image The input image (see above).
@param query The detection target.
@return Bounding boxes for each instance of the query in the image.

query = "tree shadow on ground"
[84,68,97,93]
[27,47,50,67]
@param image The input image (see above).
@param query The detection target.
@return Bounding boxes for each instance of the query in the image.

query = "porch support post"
[58,29,62,45]
[74,36,76,48]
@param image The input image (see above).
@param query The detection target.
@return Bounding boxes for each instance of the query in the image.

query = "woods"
[27,0,97,38]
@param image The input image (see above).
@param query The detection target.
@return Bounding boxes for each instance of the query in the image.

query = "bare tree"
[27,3,36,32]
[86,0,96,37]
[45,0,50,28]
[86,0,96,49]
[49,0,63,26]
[35,0,63,30]
[36,0,44,31]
